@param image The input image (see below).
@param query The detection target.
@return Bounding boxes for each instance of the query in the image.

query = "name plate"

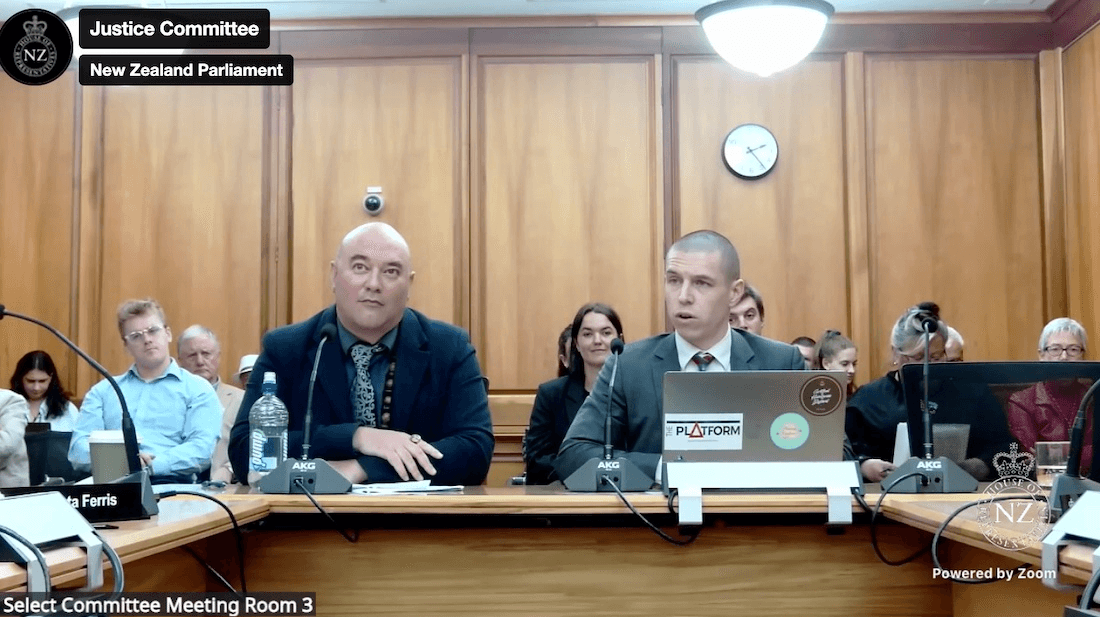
[4,483,154,522]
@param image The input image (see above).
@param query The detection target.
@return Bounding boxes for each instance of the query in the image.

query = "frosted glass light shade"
[696,0,835,78]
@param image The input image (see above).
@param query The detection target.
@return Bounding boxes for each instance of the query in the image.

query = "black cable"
[667,489,678,515]
[157,491,247,592]
[1081,562,1100,610]
[602,475,700,546]
[852,489,872,515]
[870,471,932,566]
[292,477,360,543]
[930,495,1045,585]
[181,545,239,596]
[0,525,51,595]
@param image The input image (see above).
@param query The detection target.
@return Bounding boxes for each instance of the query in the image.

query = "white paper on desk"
[351,480,463,495]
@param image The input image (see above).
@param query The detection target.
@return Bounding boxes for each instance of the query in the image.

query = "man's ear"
[729,278,745,308]
[408,270,416,285]
[164,326,172,344]
[330,260,337,292]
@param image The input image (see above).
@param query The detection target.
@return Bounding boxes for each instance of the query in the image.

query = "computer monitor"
[899,361,1100,482]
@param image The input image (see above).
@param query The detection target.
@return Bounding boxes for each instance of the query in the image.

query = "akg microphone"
[257,323,351,495]
[302,323,338,460]
[565,338,653,492]
[0,305,158,519]
[916,311,939,334]
[603,338,625,461]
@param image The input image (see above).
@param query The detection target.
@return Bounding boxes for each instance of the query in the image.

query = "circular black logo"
[800,376,844,416]
[0,10,73,86]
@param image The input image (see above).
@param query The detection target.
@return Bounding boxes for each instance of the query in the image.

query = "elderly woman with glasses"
[1005,318,1093,473]
[844,302,947,482]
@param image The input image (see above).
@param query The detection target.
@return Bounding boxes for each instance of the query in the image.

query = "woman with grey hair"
[844,302,948,482]
[1006,318,1093,473]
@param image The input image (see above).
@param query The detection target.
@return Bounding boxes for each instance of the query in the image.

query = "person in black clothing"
[524,303,624,484]
[847,302,1011,482]
[847,302,948,482]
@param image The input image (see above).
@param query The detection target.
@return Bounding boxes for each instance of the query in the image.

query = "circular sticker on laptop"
[771,413,810,450]
[800,376,844,416]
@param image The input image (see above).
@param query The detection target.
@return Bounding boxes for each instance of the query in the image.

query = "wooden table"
[0,496,267,592]
[2,487,1094,616]
[879,493,1095,617]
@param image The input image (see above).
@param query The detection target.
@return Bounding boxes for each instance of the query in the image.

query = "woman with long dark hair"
[10,350,79,431]
[524,303,625,484]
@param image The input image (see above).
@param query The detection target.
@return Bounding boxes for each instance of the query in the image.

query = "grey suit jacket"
[555,328,805,482]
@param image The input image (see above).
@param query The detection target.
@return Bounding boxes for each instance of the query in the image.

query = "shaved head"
[336,222,412,266]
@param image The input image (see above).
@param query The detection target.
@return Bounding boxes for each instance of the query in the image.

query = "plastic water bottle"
[248,371,288,486]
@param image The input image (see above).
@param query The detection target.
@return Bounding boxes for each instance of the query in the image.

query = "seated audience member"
[729,283,764,334]
[0,389,30,487]
[237,354,258,388]
[945,326,965,362]
[69,299,222,483]
[556,230,804,482]
[815,330,858,397]
[10,350,79,431]
[1005,318,1093,471]
[845,303,946,482]
[525,304,625,484]
[791,336,816,370]
[556,325,572,378]
[847,302,1006,482]
[177,325,245,484]
[228,223,494,486]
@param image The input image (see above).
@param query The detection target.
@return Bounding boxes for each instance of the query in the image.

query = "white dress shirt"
[674,327,733,372]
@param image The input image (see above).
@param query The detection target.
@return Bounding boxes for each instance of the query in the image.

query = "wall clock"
[722,124,778,180]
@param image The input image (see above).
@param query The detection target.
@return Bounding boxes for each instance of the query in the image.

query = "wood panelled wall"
[1,17,1095,485]
[1063,24,1100,365]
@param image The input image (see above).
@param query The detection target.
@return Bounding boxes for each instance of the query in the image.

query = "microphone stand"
[882,323,977,494]
[1049,378,1100,520]
[564,339,653,492]
[0,305,157,517]
[256,326,351,494]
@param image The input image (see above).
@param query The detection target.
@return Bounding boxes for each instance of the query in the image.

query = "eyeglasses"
[124,325,165,343]
[899,351,947,363]
[1041,345,1084,358]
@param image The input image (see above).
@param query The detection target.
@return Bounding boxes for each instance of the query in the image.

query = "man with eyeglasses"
[68,299,222,483]
[1005,317,1094,473]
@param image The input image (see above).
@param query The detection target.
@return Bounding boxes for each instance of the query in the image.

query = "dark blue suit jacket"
[229,306,494,486]
[556,328,805,481]
[524,374,587,484]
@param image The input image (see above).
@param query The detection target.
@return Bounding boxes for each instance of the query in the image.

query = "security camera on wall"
[363,186,385,215]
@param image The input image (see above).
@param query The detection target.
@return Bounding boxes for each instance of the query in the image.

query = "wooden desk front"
[3,488,1093,616]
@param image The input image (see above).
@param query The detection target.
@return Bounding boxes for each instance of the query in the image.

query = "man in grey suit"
[555,230,805,483]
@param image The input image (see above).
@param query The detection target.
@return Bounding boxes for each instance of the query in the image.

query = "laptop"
[898,361,1100,481]
[662,370,848,463]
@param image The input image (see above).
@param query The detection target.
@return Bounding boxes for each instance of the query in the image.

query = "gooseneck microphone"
[256,323,351,494]
[882,314,977,494]
[564,338,653,492]
[302,323,337,460]
[1049,378,1100,519]
[0,305,140,473]
[603,338,625,461]
[0,304,157,519]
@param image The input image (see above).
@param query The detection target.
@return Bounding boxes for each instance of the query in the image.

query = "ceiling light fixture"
[695,0,835,78]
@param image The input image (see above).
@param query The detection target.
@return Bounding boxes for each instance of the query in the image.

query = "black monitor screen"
[899,361,1100,482]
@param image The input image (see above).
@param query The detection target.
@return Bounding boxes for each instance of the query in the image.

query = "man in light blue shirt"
[69,299,221,482]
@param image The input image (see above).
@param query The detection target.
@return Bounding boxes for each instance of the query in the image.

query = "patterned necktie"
[691,352,715,372]
[351,343,383,426]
